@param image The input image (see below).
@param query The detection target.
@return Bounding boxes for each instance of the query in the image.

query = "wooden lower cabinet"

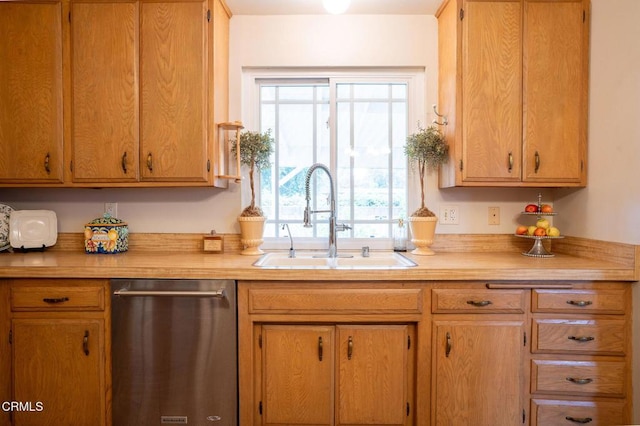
[7,279,110,426]
[529,284,632,425]
[258,323,415,426]
[431,286,527,425]
[12,319,106,426]
[432,320,526,425]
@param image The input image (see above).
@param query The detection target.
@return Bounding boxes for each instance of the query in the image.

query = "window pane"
[259,79,408,240]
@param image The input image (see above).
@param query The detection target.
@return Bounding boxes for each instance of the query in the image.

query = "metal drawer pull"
[567,300,593,307]
[121,152,127,173]
[83,330,90,356]
[568,335,595,342]
[534,151,540,173]
[507,151,513,173]
[318,336,323,361]
[114,289,225,298]
[347,336,353,360]
[467,300,492,307]
[566,377,593,385]
[43,297,69,304]
[147,152,153,172]
[445,332,452,357]
[565,416,593,424]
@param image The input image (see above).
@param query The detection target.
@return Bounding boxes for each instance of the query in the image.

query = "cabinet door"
[523,0,588,183]
[261,325,334,426]
[0,1,64,183]
[12,318,106,426]
[140,0,209,183]
[336,325,413,426]
[71,0,139,182]
[461,0,522,183]
[433,320,525,425]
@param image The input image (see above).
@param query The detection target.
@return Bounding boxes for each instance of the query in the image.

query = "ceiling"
[224,0,442,15]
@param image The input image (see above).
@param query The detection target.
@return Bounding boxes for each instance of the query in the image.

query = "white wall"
[555,0,640,246]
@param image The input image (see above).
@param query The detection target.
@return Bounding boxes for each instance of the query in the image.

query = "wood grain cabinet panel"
[11,285,105,311]
[0,1,64,184]
[532,288,626,314]
[531,398,627,426]
[532,360,626,397]
[71,0,139,183]
[431,288,525,313]
[532,319,627,356]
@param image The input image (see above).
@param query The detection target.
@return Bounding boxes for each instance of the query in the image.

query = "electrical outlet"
[488,206,500,225]
[105,202,118,218]
[440,206,459,225]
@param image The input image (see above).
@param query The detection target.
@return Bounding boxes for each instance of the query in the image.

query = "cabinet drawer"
[431,289,525,313]
[532,319,626,356]
[532,360,626,397]
[11,285,105,311]
[531,398,626,426]
[533,289,626,314]
[248,288,422,314]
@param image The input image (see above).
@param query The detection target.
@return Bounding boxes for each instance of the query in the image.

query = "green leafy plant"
[404,125,449,217]
[231,129,274,217]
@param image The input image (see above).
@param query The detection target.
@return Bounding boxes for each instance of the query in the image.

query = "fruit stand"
[514,194,563,258]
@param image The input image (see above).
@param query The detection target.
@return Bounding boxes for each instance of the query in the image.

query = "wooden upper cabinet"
[461,0,522,183]
[140,0,209,182]
[523,0,588,184]
[0,1,64,184]
[70,0,139,183]
[437,0,589,187]
[68,0,229,186]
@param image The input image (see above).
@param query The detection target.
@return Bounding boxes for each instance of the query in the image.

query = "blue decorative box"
[84,213,128,254]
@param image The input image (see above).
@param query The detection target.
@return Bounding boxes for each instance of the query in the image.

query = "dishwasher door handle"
[114,289,226,298]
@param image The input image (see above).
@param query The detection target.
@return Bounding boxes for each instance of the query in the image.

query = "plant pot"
[238,216,266,255]
[408,216,438,256]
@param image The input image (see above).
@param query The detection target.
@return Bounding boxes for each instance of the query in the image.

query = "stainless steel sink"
[252,251,417,269]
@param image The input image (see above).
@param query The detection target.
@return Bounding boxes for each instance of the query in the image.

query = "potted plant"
[231,129,274,255]
[404,125,449,255]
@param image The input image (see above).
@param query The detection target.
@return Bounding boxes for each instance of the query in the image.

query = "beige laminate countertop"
[0,249,636,282]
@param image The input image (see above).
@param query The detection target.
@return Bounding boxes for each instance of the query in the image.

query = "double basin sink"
[253,250,417,269]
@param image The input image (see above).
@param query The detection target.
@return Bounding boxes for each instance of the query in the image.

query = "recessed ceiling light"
[323,0,350,14]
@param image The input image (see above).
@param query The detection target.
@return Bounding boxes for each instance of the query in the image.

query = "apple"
[533,227,547,237]
[525,204,539,213]
[515,225,528,235]
[547,226,560,237]
[536,218,550,229]
[541,204,553,213]
[527,225,537,236]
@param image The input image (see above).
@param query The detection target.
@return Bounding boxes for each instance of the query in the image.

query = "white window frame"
[240,67,426,250]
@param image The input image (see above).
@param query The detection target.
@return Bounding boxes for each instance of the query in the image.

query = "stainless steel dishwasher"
[111,279,237,425]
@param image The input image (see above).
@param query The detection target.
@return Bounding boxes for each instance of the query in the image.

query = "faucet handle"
[335,223,351,232]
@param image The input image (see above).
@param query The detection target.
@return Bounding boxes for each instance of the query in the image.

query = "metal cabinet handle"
[347,336,353,360]
[318,336,323,361]
[114,289,225,298]
[147,152,153,172]
[43,297,69,304]
[566,377,593,385]
[565,416,593,424]
[567,300,593,307]
[121,152,127,174]
[83,330,89,356]
[508,151,513,173]
[568,335,595,342]
[445,332,452,357]
[466,300,492,307]
[44,153,51,174]
[534,151,540,173]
